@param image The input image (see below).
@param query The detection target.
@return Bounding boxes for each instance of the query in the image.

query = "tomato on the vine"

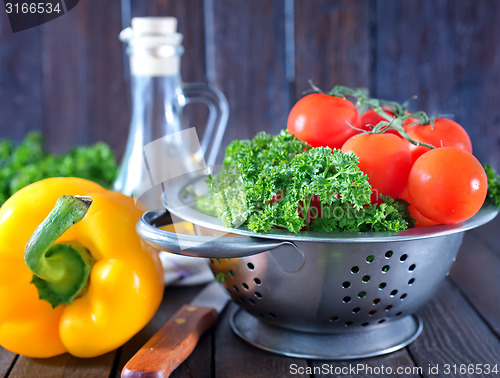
[408,147,487,224]
[287,93,361,149]
[341,133,412,200]
[406,118,472,163]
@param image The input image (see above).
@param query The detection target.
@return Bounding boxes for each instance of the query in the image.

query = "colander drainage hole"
[342,281,351,289]
[368,310,377,316]
[229,270,235,277]
[400,293,407,300]
[378,319,386,324]
[254,278,262,285]
[373,298,381,305]
[390,289,398,296]
[362,275,371,283]
[382,265,390,273]
[345,321,353,327]
[329,315,339,322]
[247,263,255,270]
[409,264,416,271]
[233,286,239,292]
[352,307,361,314]
[343,296,352,303]
[379,282,387,289]
[361,322,369,327]
[226,288,232,295]
[358,291,366,298]
[351,266,360,274]
[254,292,262,299]
[366,255,375,263]
[395,312,402,317]
[385,250,393,258]
[400,254,408,262]
[408,278,415,285]
[242,283,249,290]
[385,305,393,311]
[239,297,245,304]
[248,298,256,305]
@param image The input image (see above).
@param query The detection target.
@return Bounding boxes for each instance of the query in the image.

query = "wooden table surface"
[1,215,499,378]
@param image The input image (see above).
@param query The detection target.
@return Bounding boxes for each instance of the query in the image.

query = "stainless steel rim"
[163,173,499,243]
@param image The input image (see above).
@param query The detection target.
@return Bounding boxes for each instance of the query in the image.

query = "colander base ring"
[230,308,423,360]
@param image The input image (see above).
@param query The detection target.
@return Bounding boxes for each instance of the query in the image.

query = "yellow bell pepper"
[0,177,165,358]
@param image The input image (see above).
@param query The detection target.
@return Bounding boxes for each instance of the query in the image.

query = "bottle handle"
[182,83,229,167]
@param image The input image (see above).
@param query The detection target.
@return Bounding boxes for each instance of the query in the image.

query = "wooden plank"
[40,0,128,157]
[310,350,419,378]
[0,347,16,377]
[294,0,371,98]
[208,0,290,148]
[449,231,500,336]
[129,0,211,161]
[114,284,211,377]
[374,0,456,114]
[9,352,115,378]
[130,0,207,82]
[409,279,500,375]
[469,214,500,258]
[170,331,212,378]
[454,0,500,168]
[0,12,43,141]
[214,303,309,378]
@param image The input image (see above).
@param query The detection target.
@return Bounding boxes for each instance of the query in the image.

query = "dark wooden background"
[1,0,499,169]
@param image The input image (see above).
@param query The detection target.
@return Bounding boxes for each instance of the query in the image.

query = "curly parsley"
[0,132,117,205]
[484,163,500,208]
[207,130,413,233]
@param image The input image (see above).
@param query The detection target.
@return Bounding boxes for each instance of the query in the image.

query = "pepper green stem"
[25,195,95,308]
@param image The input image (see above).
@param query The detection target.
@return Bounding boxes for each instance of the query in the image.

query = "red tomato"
[408,147,487,224]
[399,187,438,227]
[341,133,412,200]
[406,118,472,163]
[287,93,361,149]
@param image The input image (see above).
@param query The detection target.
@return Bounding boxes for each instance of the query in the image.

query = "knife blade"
[121,281,230,378]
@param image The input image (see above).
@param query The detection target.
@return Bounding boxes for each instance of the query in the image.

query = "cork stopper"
[131,17,178,35]
[123,17,184,77]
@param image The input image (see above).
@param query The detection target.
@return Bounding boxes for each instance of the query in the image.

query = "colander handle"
[137,211,296,258]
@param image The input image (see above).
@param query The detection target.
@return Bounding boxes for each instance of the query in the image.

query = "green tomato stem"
[24,195,95,308]
[371,107,436,150]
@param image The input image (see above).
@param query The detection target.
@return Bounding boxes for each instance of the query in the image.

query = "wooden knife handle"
[121,304,218,378]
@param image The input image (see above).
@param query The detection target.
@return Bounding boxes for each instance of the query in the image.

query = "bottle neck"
[130,52,181,77]
[129,71,185,142]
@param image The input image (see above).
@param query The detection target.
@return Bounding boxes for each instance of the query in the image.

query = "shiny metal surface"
[138,211,298,259]
[231,309,423,360]
[208,229,463,333]
[136,174,499,358]
[162,173,499,243]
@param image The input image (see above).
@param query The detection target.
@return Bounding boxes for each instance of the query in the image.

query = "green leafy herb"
[207,130,413,233]
[484,163,500,208]
[0,132,117,205]
[215,272,227,283]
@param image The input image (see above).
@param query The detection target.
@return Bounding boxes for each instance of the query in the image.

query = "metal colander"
[137,173,498,359]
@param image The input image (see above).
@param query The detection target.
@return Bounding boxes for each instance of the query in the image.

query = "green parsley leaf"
[484,163,500,208]
[208,130,413,233]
